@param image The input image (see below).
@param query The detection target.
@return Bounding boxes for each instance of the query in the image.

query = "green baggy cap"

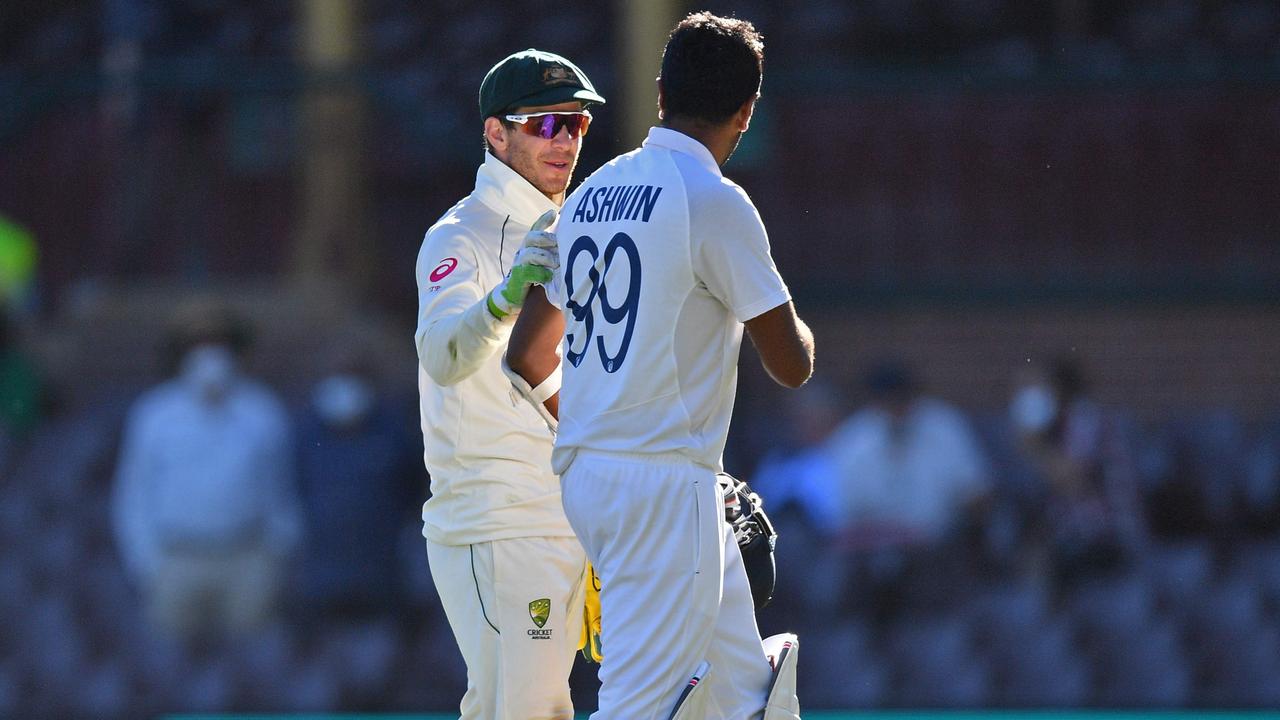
[479,48,606,119]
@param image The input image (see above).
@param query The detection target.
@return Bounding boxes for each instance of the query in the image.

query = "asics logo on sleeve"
[429,257,459,282]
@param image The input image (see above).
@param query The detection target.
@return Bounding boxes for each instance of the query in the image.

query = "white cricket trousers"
[426,536,587,720]
[561,450,773,720]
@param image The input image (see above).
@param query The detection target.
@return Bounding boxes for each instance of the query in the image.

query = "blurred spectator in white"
[1008,356,1146,586]
[750,379,845,534]
[829,360,991,549]
[111,299,300,645]
[295,348,420,621]
[813,361,991,619]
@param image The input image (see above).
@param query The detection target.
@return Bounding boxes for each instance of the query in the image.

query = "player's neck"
[491,148,566,206]
[661,118,737,167]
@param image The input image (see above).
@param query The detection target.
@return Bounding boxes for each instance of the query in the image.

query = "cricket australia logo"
[529,598,551,629]
[527,598,553,639]
[543,66,579,86]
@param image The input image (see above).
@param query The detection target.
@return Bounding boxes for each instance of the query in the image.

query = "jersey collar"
[473,152,559,226]
[643,127,721,177]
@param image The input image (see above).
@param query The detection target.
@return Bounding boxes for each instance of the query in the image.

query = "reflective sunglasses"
[504,110,592,139]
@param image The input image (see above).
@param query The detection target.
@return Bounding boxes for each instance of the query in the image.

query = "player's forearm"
[787,315,816,386]
[506,286,565,388]
[419,294,515,386]
[502,356,561,429]
[746,302,815,389]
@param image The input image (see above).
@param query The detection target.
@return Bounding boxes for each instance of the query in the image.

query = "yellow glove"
[579,562,603,663]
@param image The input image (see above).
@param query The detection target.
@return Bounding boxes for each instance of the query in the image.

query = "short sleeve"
[690,181,791,322]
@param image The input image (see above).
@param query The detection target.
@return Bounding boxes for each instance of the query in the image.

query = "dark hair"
[660,12,763,125]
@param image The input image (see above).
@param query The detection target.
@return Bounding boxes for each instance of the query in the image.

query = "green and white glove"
[487,209,559,319]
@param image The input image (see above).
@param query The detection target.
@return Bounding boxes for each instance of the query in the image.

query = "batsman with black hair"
[506,11,814,719]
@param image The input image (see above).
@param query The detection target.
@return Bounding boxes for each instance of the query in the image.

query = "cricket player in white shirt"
[507,13,814,720]
[414,49,604,720]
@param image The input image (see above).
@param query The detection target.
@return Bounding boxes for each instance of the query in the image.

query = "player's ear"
[484,116,509,156]
[656,77,666,121]
[736,95,757,133]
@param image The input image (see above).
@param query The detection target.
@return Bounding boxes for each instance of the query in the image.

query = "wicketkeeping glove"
[578,562,603,663]
[487,209,559,319]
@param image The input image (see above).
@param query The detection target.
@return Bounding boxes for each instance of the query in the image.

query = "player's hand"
[488,209,559,318]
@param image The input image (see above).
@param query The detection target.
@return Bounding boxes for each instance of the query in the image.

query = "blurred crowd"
[746,357,1280,708]
[0,299,445,716]
[2,292,1280,715]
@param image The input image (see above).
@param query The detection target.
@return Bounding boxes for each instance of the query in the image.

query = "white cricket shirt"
[548,127,791,474]
[415,153,574,545]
